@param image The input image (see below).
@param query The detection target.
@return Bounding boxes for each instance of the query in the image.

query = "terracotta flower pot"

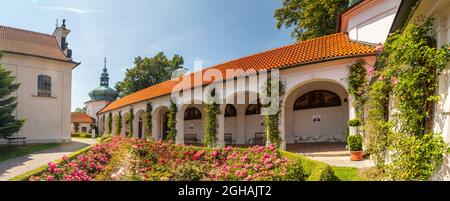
[350,150,363,161]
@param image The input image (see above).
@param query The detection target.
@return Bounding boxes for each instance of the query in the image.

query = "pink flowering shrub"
[29,137,124,181]
[130,139,304,181]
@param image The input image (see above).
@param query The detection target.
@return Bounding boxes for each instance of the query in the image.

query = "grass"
[0,143,62,163]
[8,145,93,181]
[71,132,93,139]
[332,166,366,181]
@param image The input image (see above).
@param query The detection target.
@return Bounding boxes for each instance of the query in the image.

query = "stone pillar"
[175,108,184,144]
[217,106,225,148]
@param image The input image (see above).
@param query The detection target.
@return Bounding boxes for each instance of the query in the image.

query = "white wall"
[344,0,402,44]
[0,54,74,143]
[86,100,110,123]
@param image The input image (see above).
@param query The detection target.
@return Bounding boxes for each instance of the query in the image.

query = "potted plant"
[348,134,363,161]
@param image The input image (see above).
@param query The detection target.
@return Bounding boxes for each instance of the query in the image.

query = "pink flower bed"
[29,137,123,181]
[131,139,303,181]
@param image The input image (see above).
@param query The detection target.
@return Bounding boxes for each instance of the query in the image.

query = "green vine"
[261,77,285,148]
[101,115,105,135]
[166,100,177,141]
[115,112,122,136]
[204,92,219,147]
[145,102,153,140]
[366,17,450,180]
[126,107,134,138]
[107,112,112,134]
[348,59,368,122]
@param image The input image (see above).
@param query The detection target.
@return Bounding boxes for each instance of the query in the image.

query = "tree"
[274,0,349,41]
[74,107,86,113]
[204,94,219,147]
[115,52,184,97]
[0,55,25,138]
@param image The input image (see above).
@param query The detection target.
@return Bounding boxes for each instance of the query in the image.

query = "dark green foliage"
[107,112,112,134]
[204,94,219,147]
[274,0,349,41]
[348,60,368,121]
[0,58,24,137]
[347,119,362,127]
[145,102,153,139]
[127,108,134,138]
[115,112,122,136]
[166,101,177,141]
[115,52,184,97]
[348,134,363,151]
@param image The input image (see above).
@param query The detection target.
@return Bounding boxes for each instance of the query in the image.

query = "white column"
[217,106,225,147]
[175,108,184,144]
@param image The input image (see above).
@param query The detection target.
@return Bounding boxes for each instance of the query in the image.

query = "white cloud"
[40,6,100,14]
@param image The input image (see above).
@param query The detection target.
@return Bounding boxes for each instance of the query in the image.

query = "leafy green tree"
[0,55,25,138]
[74,107,86,113]
[204,94,219,147]
[115,52,184,97]
[274,0,349,41]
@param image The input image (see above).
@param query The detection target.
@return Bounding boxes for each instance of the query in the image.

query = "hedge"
[279,150,337,181]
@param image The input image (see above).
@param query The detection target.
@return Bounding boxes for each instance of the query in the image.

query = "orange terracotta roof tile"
[99,33,377,113]
[0,25,69,62]
[71,112,96,123]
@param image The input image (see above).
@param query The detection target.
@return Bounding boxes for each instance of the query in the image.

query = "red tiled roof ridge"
[209,33,351,68]
[71,112,95,123]
[0,24,55,38]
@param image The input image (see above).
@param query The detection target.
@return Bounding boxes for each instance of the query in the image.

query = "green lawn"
[0,143,62,163]
[332,166,366,181]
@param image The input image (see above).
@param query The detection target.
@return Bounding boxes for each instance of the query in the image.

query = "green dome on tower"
[89,58,118,102]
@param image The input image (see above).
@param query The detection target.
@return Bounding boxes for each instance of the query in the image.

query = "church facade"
[0,20,79,143]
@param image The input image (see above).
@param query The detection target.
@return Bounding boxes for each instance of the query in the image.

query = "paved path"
[0,138,98,181]
[308,156,375,169]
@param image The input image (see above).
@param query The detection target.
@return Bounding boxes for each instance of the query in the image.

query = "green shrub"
[348,134,363,151]
[348,119,362,127]
[171,162,207,181]
[280,150,336,181]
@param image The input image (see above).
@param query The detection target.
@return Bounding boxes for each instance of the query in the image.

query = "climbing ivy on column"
[115,112,122,136]
[145,102,153,140]
[166,100,177,141]
[107,112,112,134]
[204,92,219,147]
[261,77,285,148]
[127,107,134,138]
[348,59,369,122]
[366,17,450,180]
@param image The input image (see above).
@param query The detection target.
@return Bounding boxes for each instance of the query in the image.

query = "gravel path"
[0,138,98,181]
[308,156,375,169]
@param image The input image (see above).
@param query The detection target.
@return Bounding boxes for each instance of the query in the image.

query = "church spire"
[100,57,110,87]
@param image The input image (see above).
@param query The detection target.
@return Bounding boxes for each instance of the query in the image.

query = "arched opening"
[284,80,349,144]
[154,106,169,140]
[182,105,204,145]
[245,101,264,145]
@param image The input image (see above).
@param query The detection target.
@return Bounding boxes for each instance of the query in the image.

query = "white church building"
[0,20,79,143]
[96,0,404,149]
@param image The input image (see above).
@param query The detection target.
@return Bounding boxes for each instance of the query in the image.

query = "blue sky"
[0,0,294,111]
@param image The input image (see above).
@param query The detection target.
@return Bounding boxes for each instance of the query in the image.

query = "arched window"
[184,107,202,120]
[37,75,51,97]
[224,105,237,117]
[293,90,342,111]
[246,103,261,115]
